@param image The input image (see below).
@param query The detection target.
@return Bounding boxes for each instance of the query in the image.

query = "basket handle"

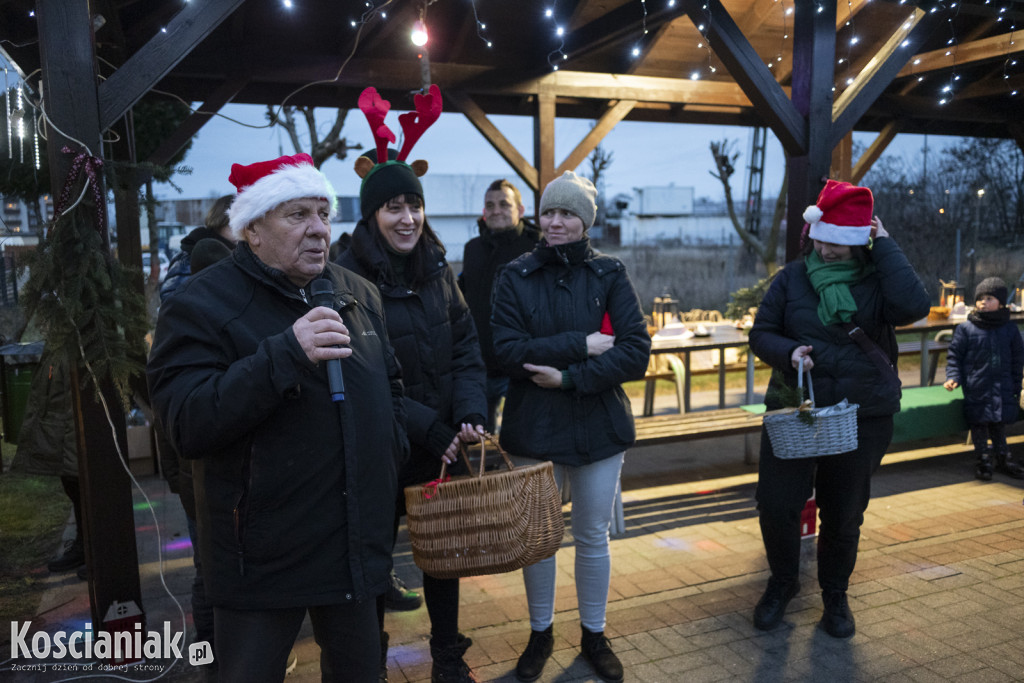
[438,431,514,480]
[797,356,815,407]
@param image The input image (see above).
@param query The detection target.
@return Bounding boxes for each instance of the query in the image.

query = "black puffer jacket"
[491,238,651,465]
[458,218,541,375]
[749,237,930,416]
[147,243,406,609]
[337,220,486,487]
[945,315,1024,424]
[159,225,235,302]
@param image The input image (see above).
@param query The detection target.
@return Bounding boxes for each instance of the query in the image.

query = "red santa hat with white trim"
[226,152,337,234]
[802,179,873,246]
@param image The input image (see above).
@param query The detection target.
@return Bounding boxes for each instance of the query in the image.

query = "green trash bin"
[0,341,45,444]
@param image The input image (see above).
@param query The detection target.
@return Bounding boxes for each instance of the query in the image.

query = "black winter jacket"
[147,243,406,609]
[458,218,541,375]
[491,238,651,465]
[750,237,930,416]
[945,314,1024,424]
[337,220,486,487]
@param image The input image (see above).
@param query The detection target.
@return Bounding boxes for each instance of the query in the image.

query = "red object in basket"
[600,312,614,335]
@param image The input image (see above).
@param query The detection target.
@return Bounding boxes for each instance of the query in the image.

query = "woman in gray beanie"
[491,171,651,683]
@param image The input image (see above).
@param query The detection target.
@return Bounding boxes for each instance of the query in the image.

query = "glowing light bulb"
[411,19,428,46]
[283,0,293,7]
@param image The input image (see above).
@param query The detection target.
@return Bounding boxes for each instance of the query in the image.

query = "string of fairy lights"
[1,0,1021,174]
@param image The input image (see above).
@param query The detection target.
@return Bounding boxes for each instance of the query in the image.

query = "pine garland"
[20,199,148,411]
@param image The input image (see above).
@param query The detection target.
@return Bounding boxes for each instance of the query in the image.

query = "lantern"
[939,279,965,311]
[652,295,679,330]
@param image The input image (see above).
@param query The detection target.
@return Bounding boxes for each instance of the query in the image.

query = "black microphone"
[310,279,346,402]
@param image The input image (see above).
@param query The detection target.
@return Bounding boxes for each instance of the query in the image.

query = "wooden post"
[786,0,836,261]
[36,0,143,632]
[533,92,556,218]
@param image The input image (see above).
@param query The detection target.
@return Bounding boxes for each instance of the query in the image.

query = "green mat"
[742,385,967,444]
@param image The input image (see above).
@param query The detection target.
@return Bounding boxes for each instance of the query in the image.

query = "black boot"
[997,450,1024,479]
[515,626,553,682]
[753,577,800,630]
[975,450,994,481]
[47,537,85,573]
[820,590,855,638]
[580,626,623,683]
[379,631,389,683]
[430,634,478,683]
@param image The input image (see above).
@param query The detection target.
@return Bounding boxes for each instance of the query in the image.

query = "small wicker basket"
[763,357,859,459]
[404,433,564,579]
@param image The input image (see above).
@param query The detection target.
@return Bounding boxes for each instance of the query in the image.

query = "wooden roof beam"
[896,31,1024,78]
[830,7,936,149]
[555,99,636,176]
[146,76,248,167]
[851,120,900,185]
[774,0,871,84]
[98,0,244,130]
[446,90,539,191]
[684,0,805,155]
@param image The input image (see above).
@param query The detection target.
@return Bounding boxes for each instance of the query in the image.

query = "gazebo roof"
[1,0,1020,139]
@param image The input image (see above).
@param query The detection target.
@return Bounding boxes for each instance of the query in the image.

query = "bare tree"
[709,139,786,275]
[267,106,363,169]
[587,143,614,231]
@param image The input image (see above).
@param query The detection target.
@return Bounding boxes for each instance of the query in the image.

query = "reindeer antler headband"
[355,85,442,218]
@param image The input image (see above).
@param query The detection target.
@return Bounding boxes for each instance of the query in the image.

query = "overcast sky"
[154,102,944,209]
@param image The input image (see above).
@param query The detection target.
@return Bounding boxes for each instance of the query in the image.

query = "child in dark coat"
[944,277,1024,480]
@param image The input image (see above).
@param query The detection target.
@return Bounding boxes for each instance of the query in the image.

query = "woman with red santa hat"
[747,180,930,639]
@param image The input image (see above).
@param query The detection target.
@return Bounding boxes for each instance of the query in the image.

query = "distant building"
[615,186,766,247]
[1,194,54,236]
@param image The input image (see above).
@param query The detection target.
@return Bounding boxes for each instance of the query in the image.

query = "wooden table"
[896,313,1024,386]
[649,324,755,412]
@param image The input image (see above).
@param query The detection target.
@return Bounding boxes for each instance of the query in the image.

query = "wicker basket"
[404,433,564,579]
[763,358,859,459]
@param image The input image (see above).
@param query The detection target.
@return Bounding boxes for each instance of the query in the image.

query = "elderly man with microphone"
[148,153,407,682]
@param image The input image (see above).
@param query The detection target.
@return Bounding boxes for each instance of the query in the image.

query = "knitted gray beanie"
[539,171,598,229]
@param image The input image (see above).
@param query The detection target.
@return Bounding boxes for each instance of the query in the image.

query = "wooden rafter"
[774,0,871,84]
[97,0,244,130]
[830,7,933,148]
[446,90,538,191]
[686,0,805,154]
[896,31,1024,78]
[555,99,636,176]
[852,120,900,185]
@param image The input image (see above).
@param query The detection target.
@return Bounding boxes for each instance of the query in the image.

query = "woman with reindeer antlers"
[336,85,487,683]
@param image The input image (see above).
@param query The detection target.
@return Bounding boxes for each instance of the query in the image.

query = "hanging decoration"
[545,4,568,70]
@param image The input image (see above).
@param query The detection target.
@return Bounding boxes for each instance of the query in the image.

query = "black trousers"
[755,415,892,593]
[214,600,379,683]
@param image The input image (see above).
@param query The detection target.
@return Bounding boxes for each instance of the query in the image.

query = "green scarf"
[804,250,875,325]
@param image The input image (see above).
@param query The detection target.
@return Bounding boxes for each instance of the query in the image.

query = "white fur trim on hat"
[803,205,823,224]
[807,221,871,246]
[228,163,338,234]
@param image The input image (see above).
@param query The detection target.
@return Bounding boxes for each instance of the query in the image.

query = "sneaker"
[820,590,855,638]
[47,538,85,573]
[385,570,422,611]
[580,626,623,683]
[975,453,994,481]
[515,626,553,682]
[430,634,478,683]
[753,577,800,630]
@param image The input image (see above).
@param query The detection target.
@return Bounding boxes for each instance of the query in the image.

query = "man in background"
[459,179,541,432]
